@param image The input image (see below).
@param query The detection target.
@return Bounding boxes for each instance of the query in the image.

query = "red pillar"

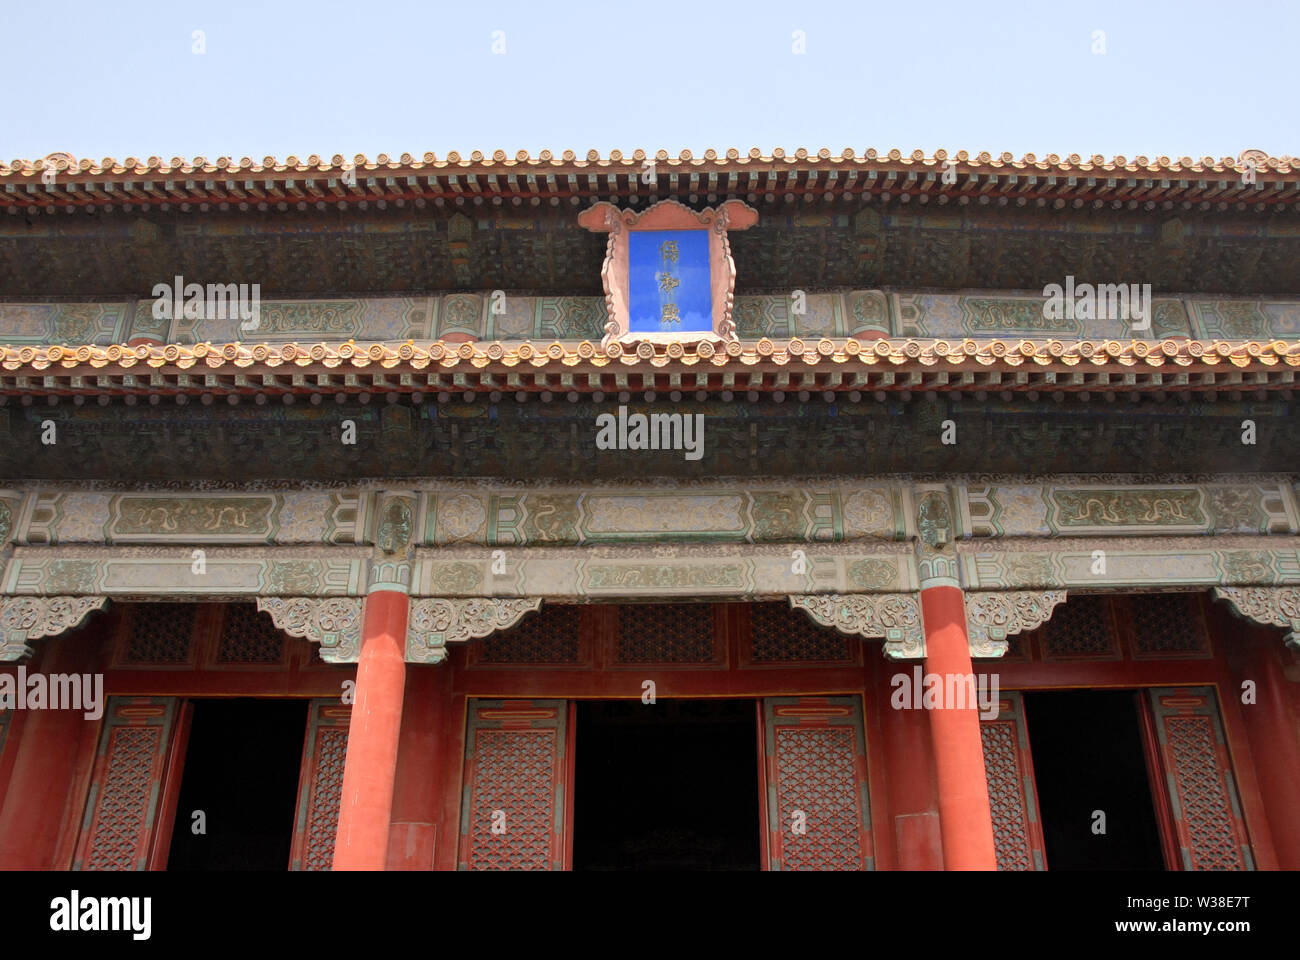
[879,671,944,869]
[920,584,997,870]
[386,659,447,869]
[332,589,408,871]
[0,626,105,869]
[1232,628,1300,868]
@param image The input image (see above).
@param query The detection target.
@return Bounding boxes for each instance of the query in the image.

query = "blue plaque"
[627,230,712,333]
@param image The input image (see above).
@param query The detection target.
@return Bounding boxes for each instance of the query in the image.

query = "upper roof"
[5,147,1298,213]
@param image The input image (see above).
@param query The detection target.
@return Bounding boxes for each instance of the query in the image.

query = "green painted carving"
[0,500,10,544]
[847,290,888,335]
[1205,487,1266,533]
[522,495,581,544]
[847,559,897,589]
[584,563,746,591]
[426,562,483,593]
[265,560,324,595]
[1220,552,1275,585]
[917,492,952,548]
[1000,554,1059,588]
[1051,490,1205,527]
[45,559,98,594]
[750,492,807,542]
[115,497,272,536]
[377,497,414,555]
[963,297,1058,333]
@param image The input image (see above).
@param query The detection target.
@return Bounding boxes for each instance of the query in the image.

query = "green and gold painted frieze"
[4,290,1300,346]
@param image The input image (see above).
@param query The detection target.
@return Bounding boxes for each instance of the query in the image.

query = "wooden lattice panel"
[1147,688,1254,870]
[979,692,1047,870]
[289,700,350,871]
[215,603,285,665]
[616,604,717,664]
[459,700,568,871]
[475,605,580,665]
[749,602,854,663]
[1130,594,1212,659]
[73,697,178,871]
[119,603,198,666]
[1041,595,1120,661]
[762,697,873,871]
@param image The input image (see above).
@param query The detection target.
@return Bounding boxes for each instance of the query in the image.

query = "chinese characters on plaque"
[628,229,712,333]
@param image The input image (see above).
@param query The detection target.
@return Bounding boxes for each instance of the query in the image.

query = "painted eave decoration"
[578,200,758,352]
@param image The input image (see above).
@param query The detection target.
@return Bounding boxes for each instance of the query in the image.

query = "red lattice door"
[459,699,569,870]
[761,696,873,870]
[980,691,1048,870]
[73,697,180,871]
[289,699,350,871]
[1146,687,1255,870]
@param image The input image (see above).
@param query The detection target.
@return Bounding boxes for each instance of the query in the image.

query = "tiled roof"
[5,148,1298,213]
[1,337,1295,402]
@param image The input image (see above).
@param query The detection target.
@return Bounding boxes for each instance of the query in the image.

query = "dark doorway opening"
[573,699,761,871]
[1022,690,1166,870]
[167,698,308,870]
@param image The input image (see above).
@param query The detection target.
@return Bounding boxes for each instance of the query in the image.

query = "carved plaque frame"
[577,199,758,353]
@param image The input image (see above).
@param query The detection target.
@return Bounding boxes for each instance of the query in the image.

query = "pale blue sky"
[1,0,1295,163]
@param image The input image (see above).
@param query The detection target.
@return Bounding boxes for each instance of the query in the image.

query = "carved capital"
[965,590,1067,658]
[406,597,543,663]
[1213,587,1300,650]
[0,595,108,661]
[789,593,925,660]
[256,597,362,664]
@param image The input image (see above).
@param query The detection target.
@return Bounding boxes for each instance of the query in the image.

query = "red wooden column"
[332,586,409,871]
[920,582,997,870]
[1232,625,1300,869]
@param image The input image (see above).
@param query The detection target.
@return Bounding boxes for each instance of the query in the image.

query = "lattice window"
[979,692,1047,870]
[1131,594,1211,658]
[763,697,872,871]
[1041,595,1119,660]
[74,698,178,871]
[751,602,853,662]
[290,700,349,871]
[460,700,567,871]
[616,604,715,664]
[1148,687,1253,871]
[478,605,579,664]
[122,603,197,664]
[216,603,285,664]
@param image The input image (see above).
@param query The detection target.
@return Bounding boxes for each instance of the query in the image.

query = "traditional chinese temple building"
[0,146,1297,872]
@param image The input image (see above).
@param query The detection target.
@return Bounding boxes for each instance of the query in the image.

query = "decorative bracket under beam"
[0,596,109,662]
[256,597,363,664]
[406,597,544,664]
[789,594,925,660]
[1212,587,1300,650]
[964,590,1068,658]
